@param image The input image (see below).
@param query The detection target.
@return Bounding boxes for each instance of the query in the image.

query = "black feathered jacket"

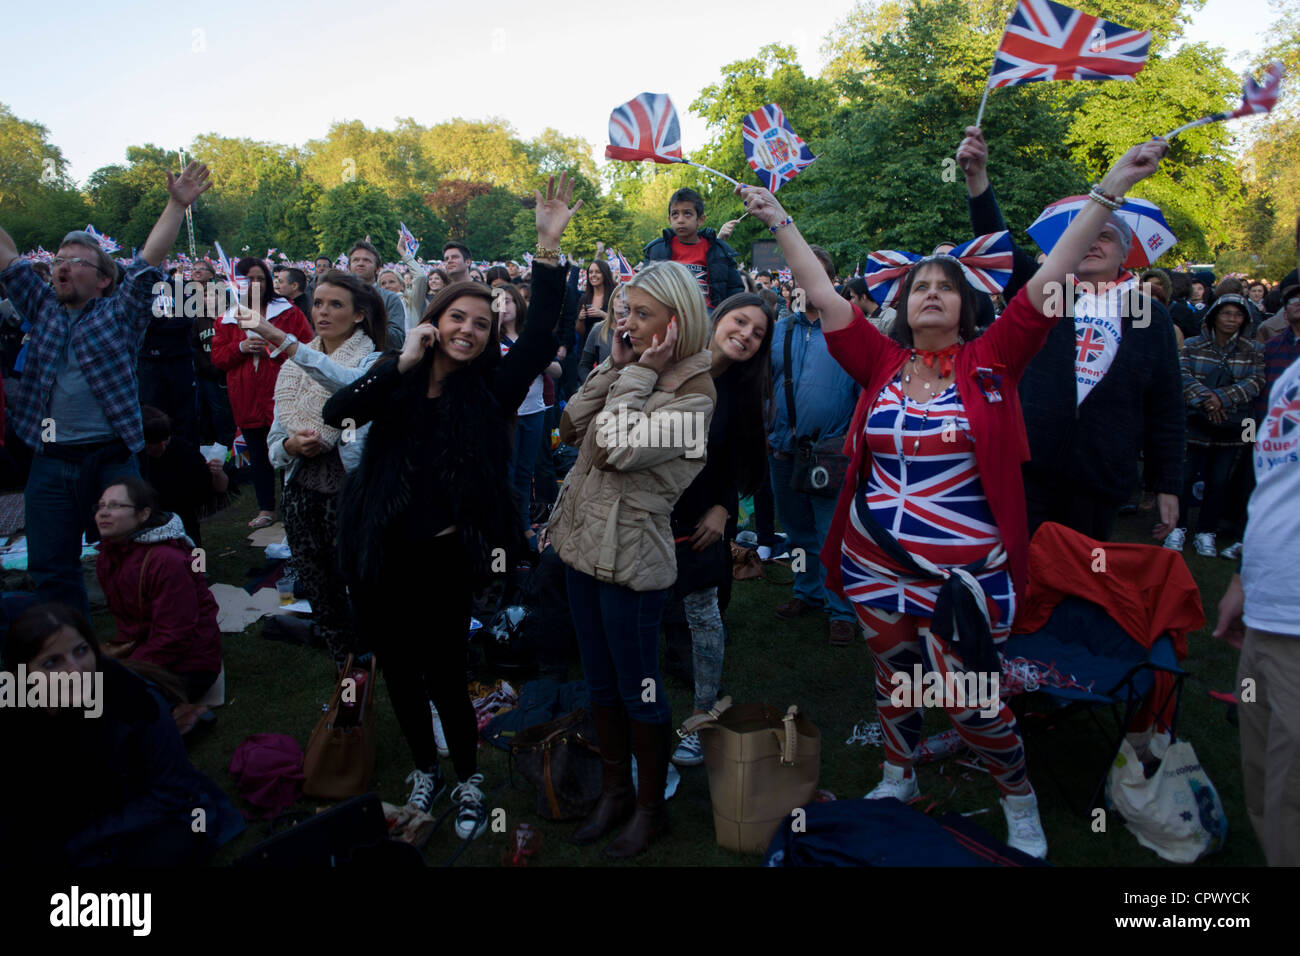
[323,263,564,584]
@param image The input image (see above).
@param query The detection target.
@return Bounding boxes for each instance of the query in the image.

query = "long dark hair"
[889,257,978,348]
[235,258,283,300]
[493,283,528,339]
[3,603,100,670]
[312,269,388,351]
[711,292,776,496]
[419,280,500,376]
[581,259,615,310]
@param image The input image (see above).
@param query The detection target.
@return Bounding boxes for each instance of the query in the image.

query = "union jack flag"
[989,0,1149,89]
[742,103,817,193]
[605,249,635,283]
[1232,60,1284,118]
[1264,380,1300,440]
[946,232,1014,295]
[84,224,121,254]
[776,268,792,283]
[1076,327,1107,363]
[605,92,684,164]
[213,240,234,279]
[398,222,420,258]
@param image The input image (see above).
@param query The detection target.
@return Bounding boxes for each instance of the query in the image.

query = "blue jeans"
[769,453,854,622]
[25,450,139,620]
[564,566,671,724]
[510,410,546,543]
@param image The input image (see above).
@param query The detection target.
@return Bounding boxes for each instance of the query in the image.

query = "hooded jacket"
[95,512,222,675]
[643,227,746,312]
[1180,294,1266,445]
[548,350,716,591]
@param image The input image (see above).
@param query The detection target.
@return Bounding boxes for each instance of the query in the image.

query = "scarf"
[273,331,375,451]
[913,343,961,378]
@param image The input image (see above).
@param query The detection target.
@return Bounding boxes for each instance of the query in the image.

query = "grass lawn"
[91,491,1262,867]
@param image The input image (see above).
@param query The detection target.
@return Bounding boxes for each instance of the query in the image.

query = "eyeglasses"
[51,256,105,273]
[95,501,138,513]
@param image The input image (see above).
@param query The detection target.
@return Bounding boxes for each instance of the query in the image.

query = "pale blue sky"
[3,0,1282,186]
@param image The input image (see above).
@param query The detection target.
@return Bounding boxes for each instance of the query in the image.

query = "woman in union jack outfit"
[739,136,1170,860]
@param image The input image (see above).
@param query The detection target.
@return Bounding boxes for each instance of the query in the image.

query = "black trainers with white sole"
[452,773,488,840]
[405,765,447,815]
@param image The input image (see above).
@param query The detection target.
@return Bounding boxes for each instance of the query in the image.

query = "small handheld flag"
[398,222,420,258]
[605,92,741,187]
[84,224,121,254]
[742,104,817,193]
[605,249,635,283]
[213,240,234,279]
[977,0,1150,126]
[1163,61,1284,139]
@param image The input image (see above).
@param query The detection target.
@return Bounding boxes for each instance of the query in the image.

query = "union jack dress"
[840,380,1015,637]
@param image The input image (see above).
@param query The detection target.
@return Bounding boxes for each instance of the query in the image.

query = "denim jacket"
[767,311,859,455]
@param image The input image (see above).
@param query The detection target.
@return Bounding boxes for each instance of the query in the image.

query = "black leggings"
[241,426,276,513]
[1178,442,1243,534]
[352,533,478,780]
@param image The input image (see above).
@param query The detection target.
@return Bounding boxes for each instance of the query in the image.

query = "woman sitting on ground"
[740,135,1171,860]
[0,603,243,866]
[95,477,222,702]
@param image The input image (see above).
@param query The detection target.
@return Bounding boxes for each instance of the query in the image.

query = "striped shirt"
[840,380,1014,632]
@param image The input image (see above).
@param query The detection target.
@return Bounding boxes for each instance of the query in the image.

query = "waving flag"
[605,93,684,164]
[1234,60,1284,117]
[605,249,635,283]
[742,104,817,192]
[213,240,235,280]
[84,224,121,254]
[989,0,1149,89]
[398,222,420,258]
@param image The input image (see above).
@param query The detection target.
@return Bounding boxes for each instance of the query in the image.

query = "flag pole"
[1161,111,1232,140]
[679,159,742,188]
[975,77,993,128]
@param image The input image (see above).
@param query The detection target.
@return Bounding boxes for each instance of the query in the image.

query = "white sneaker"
[1219,541,1243,560]
[671,732,705,767]
[430,703,450,758]
[1192,532,1216,557]
[863,762,919,801]
[452,773,488,840]
[404,767,445,814]
[1000,790,1048,859]
[1162,527,1186,551]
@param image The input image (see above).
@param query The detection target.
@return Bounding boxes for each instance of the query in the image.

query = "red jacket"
[96,513,222,675]
[210,301,312,429]
[821,290,1057,603]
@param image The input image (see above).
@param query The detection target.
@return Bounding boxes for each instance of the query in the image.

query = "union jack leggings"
[854,604,1031,797]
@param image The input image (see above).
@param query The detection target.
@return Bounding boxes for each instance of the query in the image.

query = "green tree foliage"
[466,188,524,261]
[309,181,399,260]
[0,103,71,206]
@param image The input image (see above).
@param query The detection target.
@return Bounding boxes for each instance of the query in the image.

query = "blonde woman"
[547,260,716,859]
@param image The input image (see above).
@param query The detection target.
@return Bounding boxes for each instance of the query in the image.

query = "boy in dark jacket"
[643,188,745,312]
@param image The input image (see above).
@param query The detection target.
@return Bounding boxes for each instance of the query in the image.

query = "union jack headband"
[863,232,1014,308]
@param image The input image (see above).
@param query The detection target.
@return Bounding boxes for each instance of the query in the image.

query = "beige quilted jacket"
[548,350,716,592]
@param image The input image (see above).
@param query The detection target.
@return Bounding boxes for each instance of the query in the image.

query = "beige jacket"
[547,350,716,592]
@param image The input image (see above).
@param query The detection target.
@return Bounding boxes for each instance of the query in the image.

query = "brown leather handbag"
[509,708,602,821]
[680,697,820,853]
[302,654,378,799]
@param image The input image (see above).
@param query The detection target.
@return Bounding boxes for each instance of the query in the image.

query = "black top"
[672,363,740,533]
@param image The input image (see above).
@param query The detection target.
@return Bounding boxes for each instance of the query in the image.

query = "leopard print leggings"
[282,482,355,668]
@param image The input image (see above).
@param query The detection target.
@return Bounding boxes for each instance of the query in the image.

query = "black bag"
[234,793,422,867]
[672,526,731,596]
[783,322,850,498]
[509,708,602,821]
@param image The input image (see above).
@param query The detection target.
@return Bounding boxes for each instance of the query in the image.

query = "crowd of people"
[0,121,1298,868]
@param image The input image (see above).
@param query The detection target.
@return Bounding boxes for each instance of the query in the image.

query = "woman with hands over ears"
[736,137,1169,860]
[322,173,582,841]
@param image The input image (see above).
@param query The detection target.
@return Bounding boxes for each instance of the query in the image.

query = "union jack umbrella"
[1164,61,1284,139]
[84,224,121,254]
[742,103,817,193]
[977,0,1149,124]
[605,92,683,164]
[1027,195,1176,268]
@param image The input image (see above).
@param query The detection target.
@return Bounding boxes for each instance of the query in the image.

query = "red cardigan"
[210,301,312,429]
[820,289,1058,603]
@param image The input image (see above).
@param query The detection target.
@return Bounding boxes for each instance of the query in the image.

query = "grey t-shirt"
[48,336,115,444]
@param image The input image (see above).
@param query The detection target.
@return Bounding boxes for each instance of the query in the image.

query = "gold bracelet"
[535,243,562,261]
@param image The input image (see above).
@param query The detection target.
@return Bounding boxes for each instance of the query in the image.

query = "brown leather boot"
[603,720,671,859]
[571,703,635,845]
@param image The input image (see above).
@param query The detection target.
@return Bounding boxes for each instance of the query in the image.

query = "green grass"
[93,494,1262,867]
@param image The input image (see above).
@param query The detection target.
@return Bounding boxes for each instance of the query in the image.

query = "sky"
[3,0,1284,187]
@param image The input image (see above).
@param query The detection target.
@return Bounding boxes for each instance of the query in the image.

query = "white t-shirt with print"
[1074,308,1123,406]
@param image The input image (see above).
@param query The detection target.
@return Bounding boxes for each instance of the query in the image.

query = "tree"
[422,118,534,192]
[465,188,524,261]
[309,181,399,260]
[428,180,493,241]
[1,186,92,253]
[0,104,72,207]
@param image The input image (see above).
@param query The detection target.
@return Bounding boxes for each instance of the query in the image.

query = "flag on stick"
[398,222,420,258]
[605,92,742,187]
[1163,61,1284,139]
[742,104,817,193]
[84,224,121,254]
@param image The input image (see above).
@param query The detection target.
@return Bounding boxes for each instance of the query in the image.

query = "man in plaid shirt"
[0,162,211,618]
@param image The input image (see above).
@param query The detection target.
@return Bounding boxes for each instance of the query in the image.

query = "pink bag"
[230,733,305,819]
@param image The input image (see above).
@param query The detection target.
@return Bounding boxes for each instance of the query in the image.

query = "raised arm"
[140,162,211,267]
[1024,139,1168,316]
[738,185,854,333]
[958,127,1036,302]
[0,225,18,271]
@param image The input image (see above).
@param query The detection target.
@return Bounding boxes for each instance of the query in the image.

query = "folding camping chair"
[1003,596,1185,816]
